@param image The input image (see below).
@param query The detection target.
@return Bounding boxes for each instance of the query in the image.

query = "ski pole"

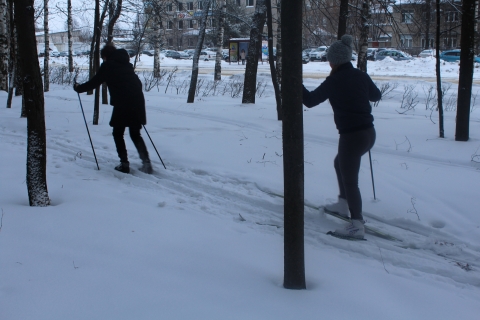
[368,150,376,200]
[77,92,100,170]
[143,125,166,169]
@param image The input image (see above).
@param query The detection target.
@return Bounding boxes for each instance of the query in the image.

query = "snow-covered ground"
[1,56,480,319]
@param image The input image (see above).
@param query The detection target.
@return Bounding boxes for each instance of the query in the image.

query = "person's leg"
[337,127,376,220]
[129,125,150,163]
[112,126,130,173]
[112,126,128,163]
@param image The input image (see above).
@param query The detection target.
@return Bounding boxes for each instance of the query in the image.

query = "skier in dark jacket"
[74,44,153,174]
[303,35,381,239]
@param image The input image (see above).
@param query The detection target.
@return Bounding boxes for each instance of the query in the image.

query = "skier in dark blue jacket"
[303,35,381,239]
[74,44,153,174]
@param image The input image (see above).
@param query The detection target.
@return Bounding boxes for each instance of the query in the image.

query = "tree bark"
[43,0,49,92]
[14,0,50,206]
[153,18,161,78]
[214,0,226,81]
[242,0,266,104]
[0,0,8,91]
[67,0,73,72]
[187,0,211,103]
[337,0,348,39]
[266,0,281,120]
[455,0,475,141]
[282,0,305,290]
[357,1,369,72]
[275,0,282,91]
[435,0,443,138]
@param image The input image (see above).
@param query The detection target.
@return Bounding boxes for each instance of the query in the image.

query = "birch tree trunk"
[455,0,475,141]
[43,0,49,92]
[281,0,305,290]
[67,0,73,72]
[14,0,50,206]
[242,0,266,104]
[214,0,226,81]
[153,18,161,78]
[356,1,369,72]
[187,0,211,103]
[0,0,8,91]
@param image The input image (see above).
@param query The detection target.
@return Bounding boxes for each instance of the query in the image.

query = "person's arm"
[303,78,331,108]
[74,64,107,93]
[368,76,382,102]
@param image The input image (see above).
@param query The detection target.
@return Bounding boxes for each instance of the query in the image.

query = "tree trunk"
[14,0,50,206]
[242,0,267,104]
[424,0,431,49]
[455,0,475,141]
[266,0,281,120]
[67,0,73,72]
[214,0,226,81]
[92,0,100,123]
[187,0,211,103]
[281,0,305,290]
[435,0,444,138]
[6,0,15,108]
[153,18,161,78]
[357,1,369,72]
[43,0,49,92]
[275,0,282,91]
[0,0,8,91]
[337,0,348,39]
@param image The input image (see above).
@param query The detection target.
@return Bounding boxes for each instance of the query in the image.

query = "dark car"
[126,49,138,58]
[142,50,154,56]
[165,51,181,59]
[375,49,413,61]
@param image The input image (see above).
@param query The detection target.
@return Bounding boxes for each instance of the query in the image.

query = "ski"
[327,231,367,241]
[255,183,402,242]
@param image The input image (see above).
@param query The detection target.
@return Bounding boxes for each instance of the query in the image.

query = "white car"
[418,49,435,58]
[309,46,328,61]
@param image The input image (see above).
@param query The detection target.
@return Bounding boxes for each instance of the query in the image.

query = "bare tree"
[282,0,305,290]
[67,0,73,72]
[265,0,281,120]
[435,0,443,138]
[14,0,50,206]
[242,0,266,104]
[455,0,475,141]
[356,1,369,72]
[187,0,211,103]
[6,0,16,108]
[214,0,226,81]
[337,0,348,38]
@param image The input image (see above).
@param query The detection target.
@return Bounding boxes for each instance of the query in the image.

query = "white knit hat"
[327,35,353,65]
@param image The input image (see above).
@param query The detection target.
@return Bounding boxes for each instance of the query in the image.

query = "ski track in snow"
[5,91,480,290]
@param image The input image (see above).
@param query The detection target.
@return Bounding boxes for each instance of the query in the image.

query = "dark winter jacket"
[303,62,381,134]
[75,49,146,127]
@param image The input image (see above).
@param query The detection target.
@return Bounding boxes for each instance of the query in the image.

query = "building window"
[188,20,194,28]
[444,37,457,48]
[421,38,434,49]
[236,0,241,5]
[247,0,254,6]
[401,10,414,23]
[400,35,413,48]
[197,1,203,10]
[187,2,194,10]
[177,2,183,11]
[445,11,459,22]
[167,21,173,30]
[188,38,195,47]
[167,4,173,11]
[178,21,184,29]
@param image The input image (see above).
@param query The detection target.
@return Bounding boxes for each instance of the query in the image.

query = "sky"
[1,56,480,319]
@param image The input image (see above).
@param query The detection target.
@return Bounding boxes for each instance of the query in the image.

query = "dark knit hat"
[327,35,353,65]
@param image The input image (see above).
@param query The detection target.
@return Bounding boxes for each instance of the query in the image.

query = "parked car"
[126,49,138,57]
[375,49,413,61]
[302,52,310,64]
[165,51,181,59]
[439,49,480,63]
[351,51,358,61]
[418,49,435,58]
[58,51,69,57]
[142,50,154,56]
[366,48,379,61]
[309,46,328,61]
[178,51,191,59]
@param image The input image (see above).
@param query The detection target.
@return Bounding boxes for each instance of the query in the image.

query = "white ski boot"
[324,197,350,218]
[334,219,365,239]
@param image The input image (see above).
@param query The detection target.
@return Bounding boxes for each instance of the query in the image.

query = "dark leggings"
[334,127,376,220]
[112,125,150,164]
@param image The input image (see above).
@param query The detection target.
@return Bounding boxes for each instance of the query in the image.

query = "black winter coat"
[303,62,381,134]
[75,49,146,127]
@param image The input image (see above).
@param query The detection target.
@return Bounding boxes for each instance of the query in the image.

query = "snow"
[1,56,480,319]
